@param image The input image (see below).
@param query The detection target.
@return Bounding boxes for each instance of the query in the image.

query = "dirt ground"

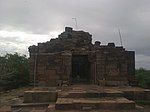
[0,86,33,112]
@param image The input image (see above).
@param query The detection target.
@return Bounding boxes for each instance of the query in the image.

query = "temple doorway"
[71,55,90,84]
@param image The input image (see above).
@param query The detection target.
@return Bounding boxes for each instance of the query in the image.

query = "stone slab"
[55,97,135,110]
[11,103,51,112]
[117,87,150,101]
[67,91,123,98]
[24,90,58,103]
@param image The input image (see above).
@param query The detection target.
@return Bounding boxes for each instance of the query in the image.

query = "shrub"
[135,68,150,88]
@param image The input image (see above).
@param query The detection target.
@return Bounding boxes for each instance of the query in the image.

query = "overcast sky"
[0,0,150,69]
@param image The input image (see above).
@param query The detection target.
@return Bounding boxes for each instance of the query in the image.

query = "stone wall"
[34,52,71,86]
[94,44,129,86]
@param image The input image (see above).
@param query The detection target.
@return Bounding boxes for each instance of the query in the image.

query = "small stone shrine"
[28,27,135,87]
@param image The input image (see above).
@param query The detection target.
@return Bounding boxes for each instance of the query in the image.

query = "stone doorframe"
[69,51,96,84]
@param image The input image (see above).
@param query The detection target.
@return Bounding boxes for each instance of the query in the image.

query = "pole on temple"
[72,18,78,30]
[33,53,37,88]
[118,28,123,46]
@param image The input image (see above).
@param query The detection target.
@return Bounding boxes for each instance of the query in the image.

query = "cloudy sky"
[0,0,150,69]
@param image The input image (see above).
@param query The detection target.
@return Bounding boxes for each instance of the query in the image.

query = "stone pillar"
[62,52,72,84]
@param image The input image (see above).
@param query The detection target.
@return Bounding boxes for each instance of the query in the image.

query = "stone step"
[55,97,135,110]
[59,90,123,98]
[11,103,50,111]
[23,90,57,103]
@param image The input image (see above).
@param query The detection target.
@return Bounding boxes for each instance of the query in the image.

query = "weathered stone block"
[23,90,58,103]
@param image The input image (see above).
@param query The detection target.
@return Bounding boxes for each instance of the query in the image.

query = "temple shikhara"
[28,27,135,86]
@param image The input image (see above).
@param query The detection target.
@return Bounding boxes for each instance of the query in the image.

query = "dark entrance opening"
[71,55,90,84]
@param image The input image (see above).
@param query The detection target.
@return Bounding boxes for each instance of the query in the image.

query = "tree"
[136,68,150,88]
[0,53,29,91]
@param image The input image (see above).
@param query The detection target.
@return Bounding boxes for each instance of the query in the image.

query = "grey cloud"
[0,35,29,55]
[0,0,150,69]
[0,36,24,44]
[136,54,150,70]
[0,41,28,55]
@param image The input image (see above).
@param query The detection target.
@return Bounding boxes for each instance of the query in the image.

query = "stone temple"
[28,27,135,87]
[11,27,150,111]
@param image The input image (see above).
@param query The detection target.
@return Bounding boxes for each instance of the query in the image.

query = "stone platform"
[55,85,135,110]
[55,97,135,110]
[11,85,150,112]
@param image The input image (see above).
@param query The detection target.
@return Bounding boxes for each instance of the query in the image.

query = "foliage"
[0,53,29,91]
[135,68,150,88]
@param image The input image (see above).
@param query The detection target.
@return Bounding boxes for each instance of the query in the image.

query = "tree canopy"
[136,68,150,88]
[0,53,29,91]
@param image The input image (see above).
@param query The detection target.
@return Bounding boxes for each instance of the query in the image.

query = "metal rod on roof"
[72,18,78,30]
[118,28,123,46]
